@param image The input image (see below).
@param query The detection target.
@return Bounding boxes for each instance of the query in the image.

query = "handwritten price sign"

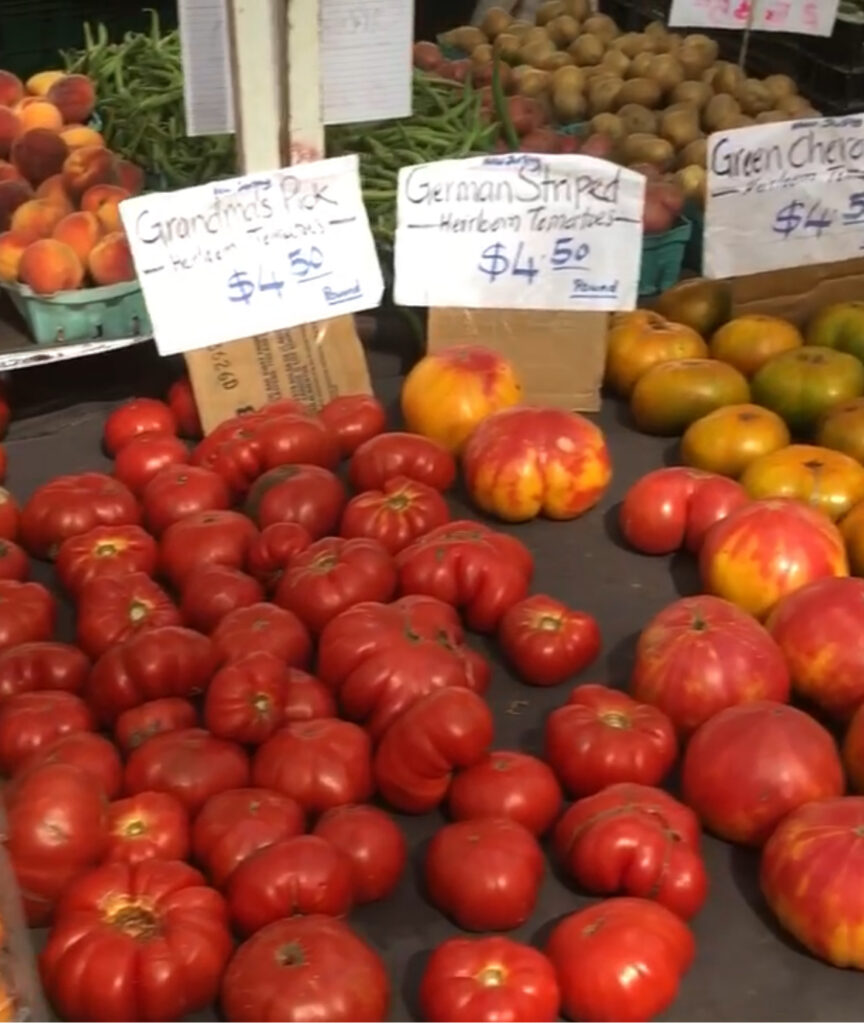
[704,116,864,279]
[393,154,646,312]
[669,0,838,35]
[119,155,385,357]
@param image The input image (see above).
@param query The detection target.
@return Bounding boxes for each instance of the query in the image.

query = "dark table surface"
[7,341,861,1023]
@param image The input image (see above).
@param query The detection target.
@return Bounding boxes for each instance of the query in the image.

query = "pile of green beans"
[61,11,236,190]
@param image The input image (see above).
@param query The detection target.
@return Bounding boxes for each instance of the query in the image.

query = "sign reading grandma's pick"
[393,154,646,313]
[705,116,864,280]
[120,155,385,357]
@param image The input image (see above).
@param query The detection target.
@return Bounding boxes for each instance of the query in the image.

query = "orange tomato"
[816,398,864,464]
[840,499,864,576]
[630,358,750,437]
[400,345,521,454]
[462,406,611,522]
[699,498,848,620]
[740,444,864,522]
[709,315,803,377]
[605,311,708,397]
[680,404,790,478]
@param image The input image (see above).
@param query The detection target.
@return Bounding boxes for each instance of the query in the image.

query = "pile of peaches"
[0,68,145,297]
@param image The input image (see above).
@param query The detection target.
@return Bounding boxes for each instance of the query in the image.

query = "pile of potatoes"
[440,0,821,208]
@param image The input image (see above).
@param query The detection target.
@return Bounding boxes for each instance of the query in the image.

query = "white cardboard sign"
[669,0,839,36]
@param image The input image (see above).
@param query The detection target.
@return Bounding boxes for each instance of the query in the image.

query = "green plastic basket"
[683,200,705,274]
[639,218,693,298]
[1,279,152,346]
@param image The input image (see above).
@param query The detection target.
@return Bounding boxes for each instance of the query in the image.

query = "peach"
[11,128,68,185]
[15,98,63,133]
[0,230,34,282]
[81,184,130,234]
[88,231,134,286]
[25,70,66,98]
[0,162,25,184]
[0,180,33,231]
[11,199,67,239]
[0,108,20,159]
[47,75,96,124]
[52,211,102,263]
[60,124,104,150]
[0,71,24,109]
[116,160,145,196]
[35,174,73,210]
[62,145,117,199]
[19,238,83,293]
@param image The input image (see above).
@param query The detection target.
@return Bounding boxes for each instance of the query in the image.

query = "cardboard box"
[728,257,864,327]
[428,307,608,412]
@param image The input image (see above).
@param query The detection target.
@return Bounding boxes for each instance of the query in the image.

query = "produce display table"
[6,346,858,1023]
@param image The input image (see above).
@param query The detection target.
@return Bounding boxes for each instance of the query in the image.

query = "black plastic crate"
[800,56,864,114]
[798,4,864,72]
[599,0,670,30]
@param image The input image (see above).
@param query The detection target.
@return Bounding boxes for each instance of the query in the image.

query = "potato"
[628,52,655,78]
[590,112,626,139]
[670,80,712,108]
[680,137,708,168]
[763,74,797,102]
[546,15,581,48]
[569,34,605,66]
[703,93,741,132]
[659,104,701,149]
[536,1,567,26]
[515,67,551,98]
[600,49,631,77]
[563,0,591,18]
[471,43,493,67]
[494,33,522,62]
[618,103,657,134]
[443,26,487,52]
[736,78,773,116]
[480,7,513,39]
[622,133,676,170]
[615,77,663,109]
[520,39,556,67]
[553,83,588,123]
[588,77,624,115]
[553,64,586,92]
[612,32,651,58]
[582,14,619,43]
[712,61,745,95]
[646,54,685,94]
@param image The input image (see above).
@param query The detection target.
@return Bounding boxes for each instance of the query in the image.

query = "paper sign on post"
[669,0,838,36]
[393,154,646,312]
[704,116,864,280]
[120,154,385,358]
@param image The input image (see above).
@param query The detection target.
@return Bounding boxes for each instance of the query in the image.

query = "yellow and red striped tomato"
[699,498,848,620]
[462,407,611,523]
[400,345,522,454]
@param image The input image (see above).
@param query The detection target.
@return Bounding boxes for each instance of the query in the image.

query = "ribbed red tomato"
[312,804,407,903]
[103,398,177,455]
[0,641,89,699]
[56,524,158,595]
[211,602,311,667]
[105,791,190,864]
[75,572,181,659]
[142,465,231,535]
[245,464,346,536]
[180,565,264,633]
[0,690,94,774]
[113,432,189,495]
[114,697,198,753]
[17,731,122,799]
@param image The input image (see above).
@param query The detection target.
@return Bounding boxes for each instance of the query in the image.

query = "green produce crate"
[1,279,152,346]
[683,200,705,274]
[0,1,177,80]
[639,218,692,298]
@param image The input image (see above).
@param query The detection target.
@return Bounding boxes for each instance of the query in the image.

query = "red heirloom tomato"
[56,524,158,595]
[0,539,27,580]
[192,787,305,888]
[255,413,341,472]
[425,817,545,931]
[204,652,291,745]
[448,751,562,836]
[167,376,202,438]
[699,497,849,620]
[20,472,140,559]
[319,393,387,456]
[160,509,259,588]
[114,431,190,495]
[313,804,407,903]
[0,487,20,540]
[246,464,346,536]
[498,594,600,686]
[397,520,533,632]
[761,797,864,968]
[349,431,457,491]
[420,936,560,1024]
[374,687,494,813]
[0,641,89,698]
[619,466,750,555]
[76,572,181,659]
[6,763,109,925]
[227,834,354,935]
[211,601,311,666]
[19,731,122,798]
[253,718,373,814]
[103,397,178,454]
[282,667,337,720]
[767,576,864,719]
[316,594,490,738]
[0,690,94,774]
[114,697,198,753]
[41,858,232,1021]
[0,579,55,650]
[125,728,250,813]
[631,594,790,734]
[106,791,190,865]
[246,521,312,589]
[221,914,390,1023]
[546,897,695,1023]
[275,536,397,633]
[843,705,864,789]
[463,407,612,522]
[545,684,678,797]
[554,782,707,920]
[142,464,231,535]
[86,626,217,725]
[683,701,844,846]
[340,475,450,554]
[180,565,264,633]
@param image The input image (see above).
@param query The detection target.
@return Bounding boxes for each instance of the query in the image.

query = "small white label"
[178,0,235,136]
[669,0,839,36]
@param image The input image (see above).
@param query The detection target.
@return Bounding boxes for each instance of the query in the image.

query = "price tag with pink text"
[669,0,839,36]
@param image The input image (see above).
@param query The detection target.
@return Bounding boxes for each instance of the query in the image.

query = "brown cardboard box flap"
[185,313,372,435]
[428,307,607,412]
[729,257,864,326]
